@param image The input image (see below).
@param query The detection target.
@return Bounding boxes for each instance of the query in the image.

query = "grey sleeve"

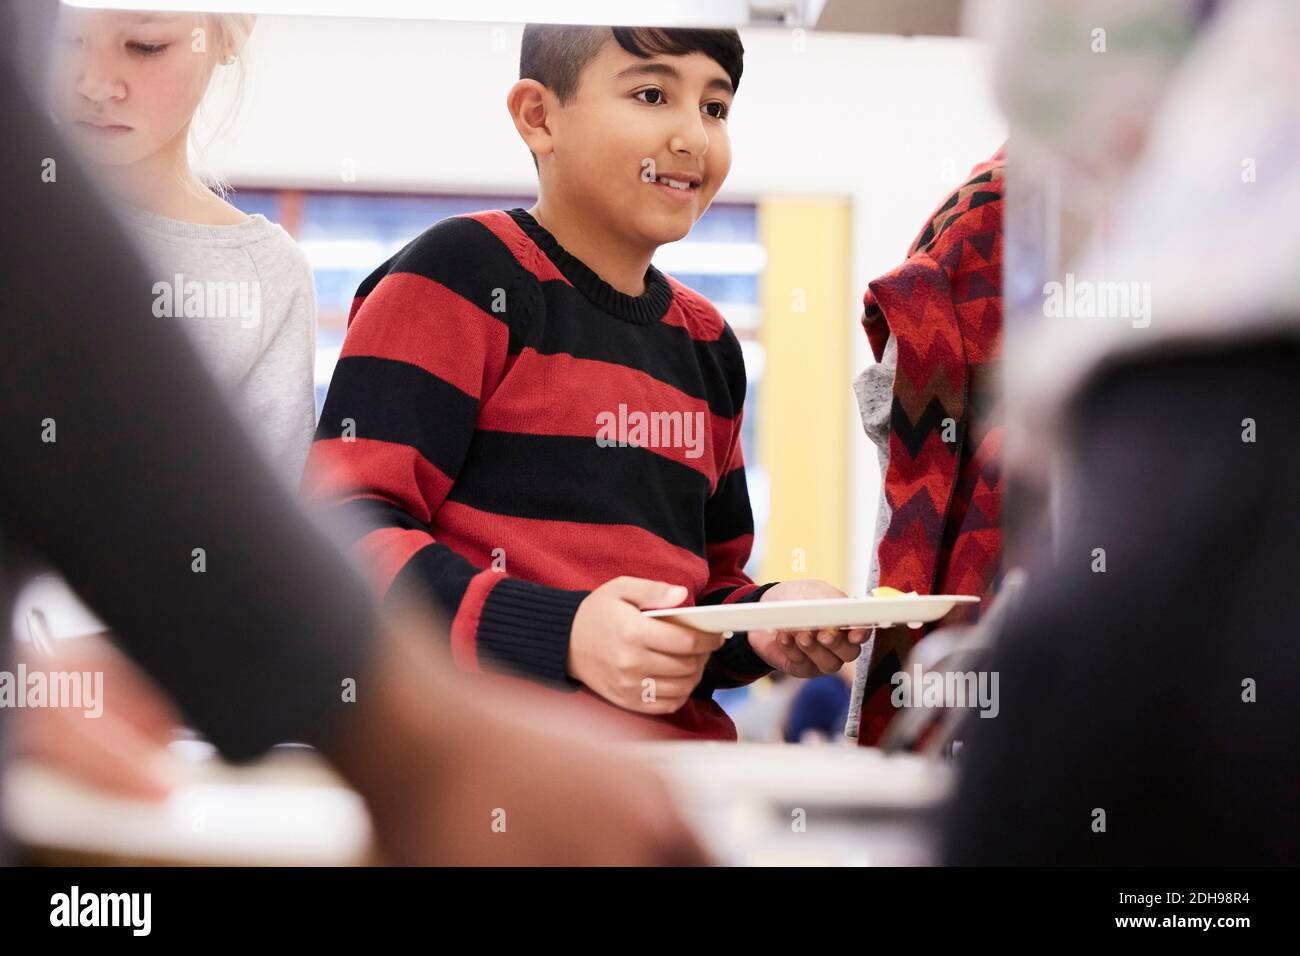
[0,60,376,761]
[853,333,897,450]
[853,334,897,590]
[243,240,319,484]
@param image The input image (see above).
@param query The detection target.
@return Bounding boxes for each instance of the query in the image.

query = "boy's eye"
[127,41,169,57]
[634,88,664,105]
[704,101,730,120]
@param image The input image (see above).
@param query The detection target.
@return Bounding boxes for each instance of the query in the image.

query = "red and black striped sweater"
[305,207,774,740]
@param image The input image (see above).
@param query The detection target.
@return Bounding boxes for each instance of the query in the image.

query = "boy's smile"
[648,168,703,203]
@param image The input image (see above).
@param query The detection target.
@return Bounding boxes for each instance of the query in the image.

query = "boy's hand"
[746,579,868,677]
[569,577,724,715]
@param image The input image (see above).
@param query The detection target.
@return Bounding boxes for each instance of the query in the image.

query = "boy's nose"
[670,119,710,159]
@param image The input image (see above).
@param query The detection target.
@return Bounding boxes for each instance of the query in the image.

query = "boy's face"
[545,39,734,250]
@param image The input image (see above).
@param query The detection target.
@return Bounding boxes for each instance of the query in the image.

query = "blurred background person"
[944,0,1300,864]
[847,146,1007,746]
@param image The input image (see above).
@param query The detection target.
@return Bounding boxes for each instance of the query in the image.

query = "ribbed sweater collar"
[507,207,672,325]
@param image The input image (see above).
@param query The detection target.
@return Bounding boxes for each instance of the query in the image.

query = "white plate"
[642,595,978,633]
[3,748,372,866]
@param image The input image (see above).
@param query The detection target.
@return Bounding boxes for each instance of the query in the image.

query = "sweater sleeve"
[242,235,318,485]
[695,435,777,688]
[303,218,588,688]
[695,328,776,688]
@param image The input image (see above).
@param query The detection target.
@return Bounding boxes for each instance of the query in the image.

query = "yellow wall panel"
[756,198,852,590]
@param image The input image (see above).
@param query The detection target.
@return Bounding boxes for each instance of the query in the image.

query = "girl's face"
[51,10,218,167]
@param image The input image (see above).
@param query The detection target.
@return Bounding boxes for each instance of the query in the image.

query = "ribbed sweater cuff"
[712,631,772,678]
[710,582,779,677]
[476,577,589,688]
[732,582,779,604]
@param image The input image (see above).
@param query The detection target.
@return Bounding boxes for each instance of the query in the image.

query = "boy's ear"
[506,79,555,162]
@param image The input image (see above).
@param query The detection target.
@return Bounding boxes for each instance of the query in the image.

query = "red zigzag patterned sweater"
[304,207,774,741]
[855,149,1007,746]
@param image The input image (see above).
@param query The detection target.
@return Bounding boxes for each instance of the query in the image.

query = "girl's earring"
[221,53,236,65]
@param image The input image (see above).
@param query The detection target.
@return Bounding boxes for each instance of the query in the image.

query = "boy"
[305,24,864,740]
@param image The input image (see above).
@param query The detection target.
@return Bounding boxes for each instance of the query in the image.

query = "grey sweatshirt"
[117,202,318,482]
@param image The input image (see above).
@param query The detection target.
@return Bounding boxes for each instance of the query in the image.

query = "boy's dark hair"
[519,24,744,169]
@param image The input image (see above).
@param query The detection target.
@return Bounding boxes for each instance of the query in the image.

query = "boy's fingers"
[777,648,821,678]
[614,577,689,610]
[816,629,862,663]
[771,630,848,673]
[638,649,711,679]
[793,634,843,674]
[638,618,724,656]
[636,677,698,704]
[833,641,862,663]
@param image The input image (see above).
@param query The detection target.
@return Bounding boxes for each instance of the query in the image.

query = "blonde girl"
[50,8,317,479]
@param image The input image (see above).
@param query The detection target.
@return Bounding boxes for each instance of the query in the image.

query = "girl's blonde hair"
[187,13,254,199]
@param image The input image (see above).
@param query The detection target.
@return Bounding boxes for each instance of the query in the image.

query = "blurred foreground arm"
[0,54,704,865]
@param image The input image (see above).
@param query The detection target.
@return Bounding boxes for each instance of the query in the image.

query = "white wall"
[205,17,1006,591]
